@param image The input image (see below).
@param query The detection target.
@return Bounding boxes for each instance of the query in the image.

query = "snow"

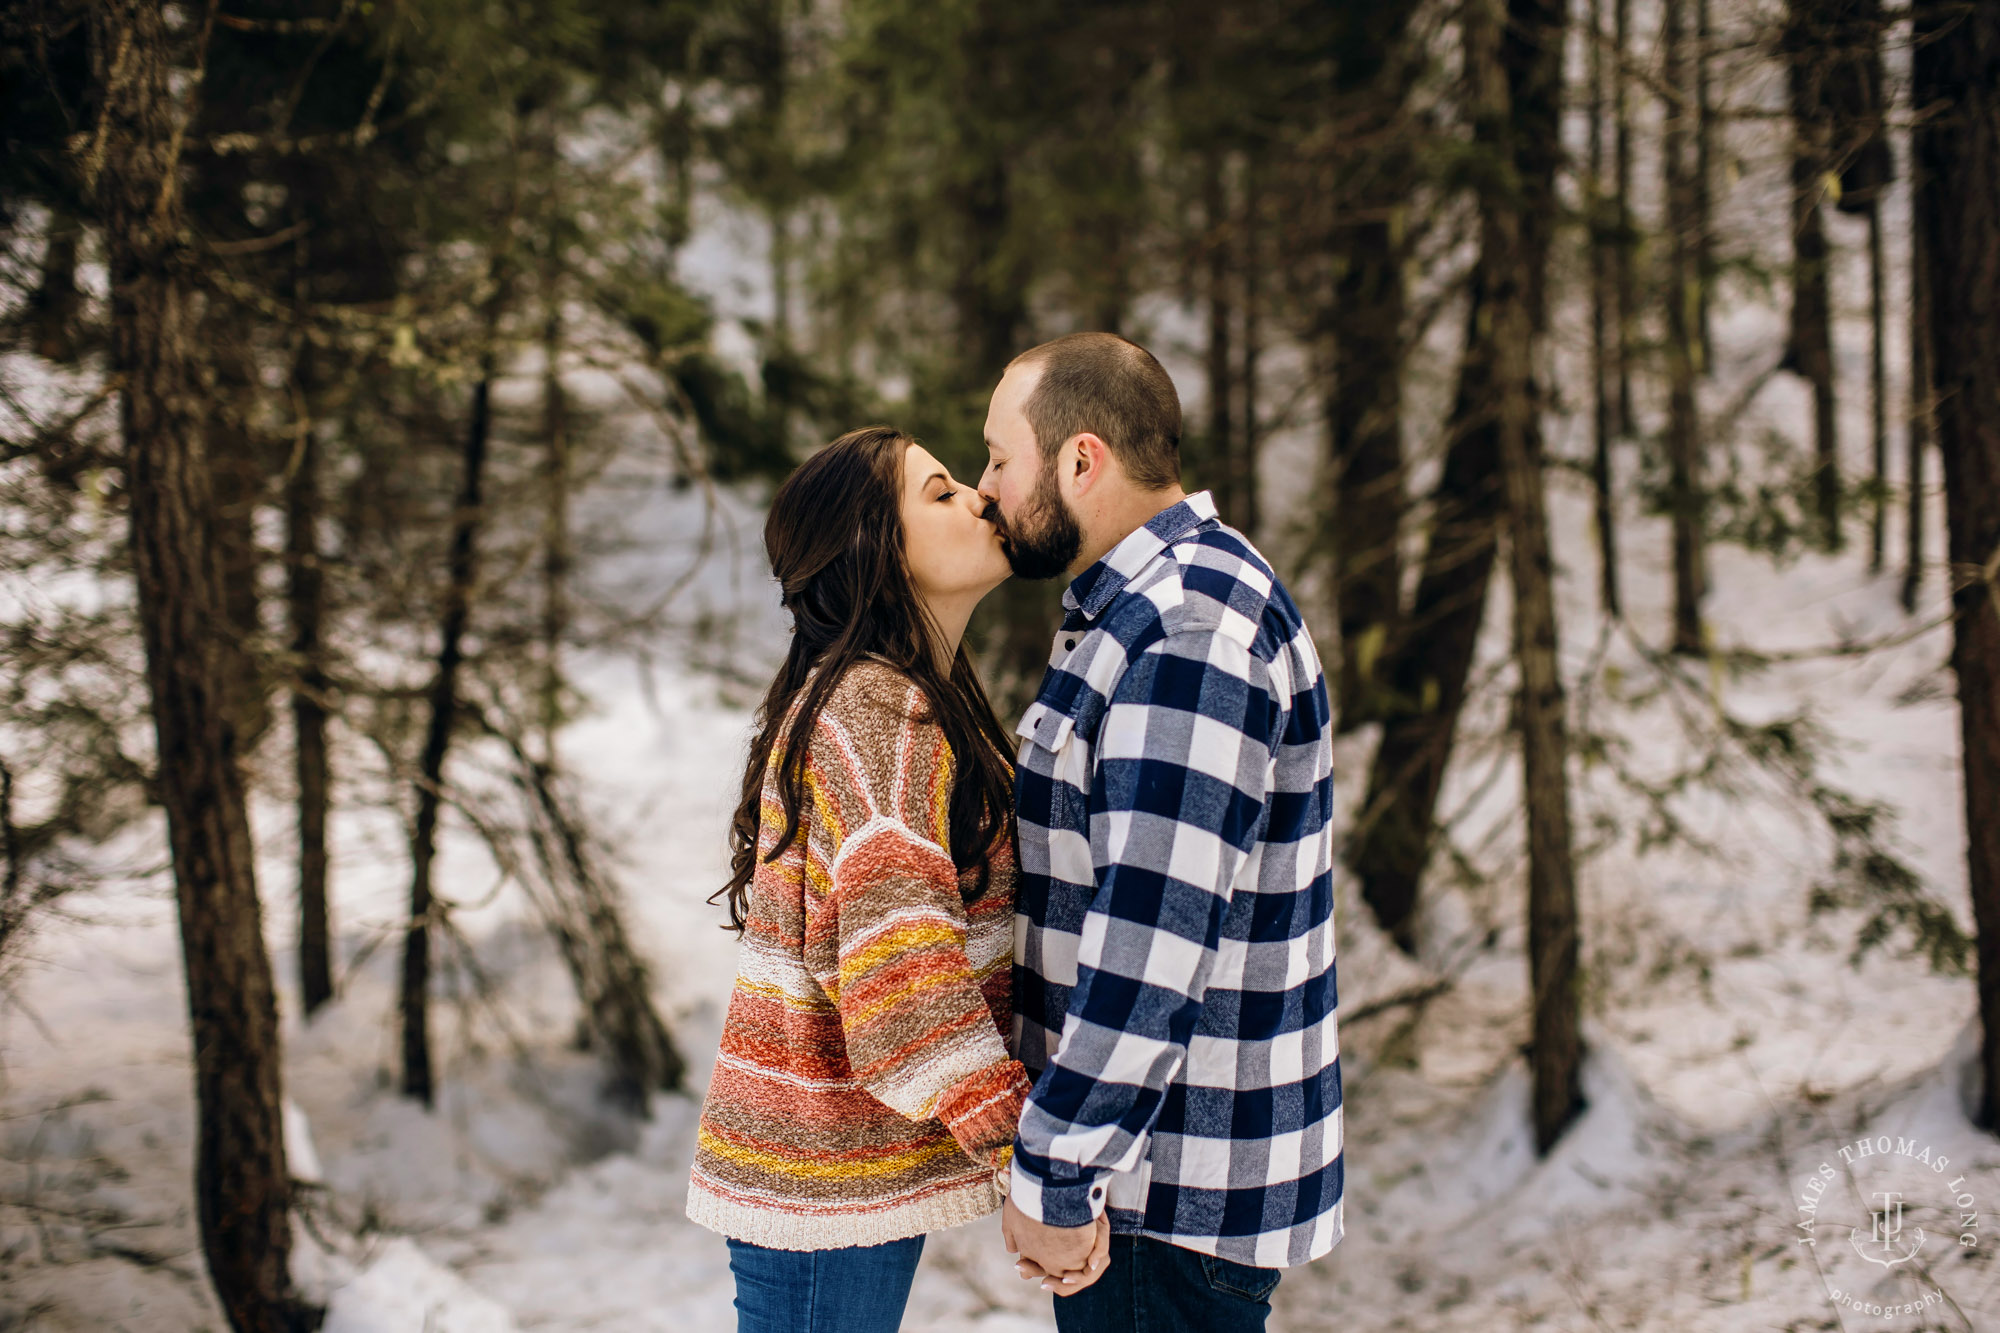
[6,407,1988,1328]
[319,1242,520,1333]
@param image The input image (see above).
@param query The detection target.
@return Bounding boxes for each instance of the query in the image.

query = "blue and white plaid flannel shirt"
[1006,491,1344,1269]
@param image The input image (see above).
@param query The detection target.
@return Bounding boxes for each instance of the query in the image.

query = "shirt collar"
[1061,491,1218,622]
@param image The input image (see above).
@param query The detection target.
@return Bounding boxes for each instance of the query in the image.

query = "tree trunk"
[536,115,573,767]
[1239,156,1263,539]
[1828,0,1895,211]
[771,206,792,359]
[1869,198,1889,573]
[944,31,1056,720]
[767,203,797,453]
[90,4,305,1327]
[1784,0,1843,550]
[1074,51,1143,337]
[1819,0,1893,571]
[402,302,500,1107]
[286,338,333,1017]
[1694,0,1715,371]
[1587,0,1622,618]
[1911,0,2000,1132]
[1328,206,1406,730]
[942,6,1026,383]
[952,65,1049,723]
[1794,160,1841,549]
[1470,0,1585,1153]
[952,155,1027,402]
[30,211,82,363]
[1345,285,1505,954]
[1612,0,1637,435]
[1343,0,1524,950]
[1203,147,1238,529]
[1903,181,1932,613]
[1326,3,1416,729]
[1665,0,1707,654]
[541,295,571,766]
[207,334,273,752]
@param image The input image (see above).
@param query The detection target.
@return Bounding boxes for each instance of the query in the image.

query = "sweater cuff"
[934,1059,1033,1168]
[1006,1143,1108,1228]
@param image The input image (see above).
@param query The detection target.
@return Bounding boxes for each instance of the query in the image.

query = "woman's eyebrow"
[924,471,948,488]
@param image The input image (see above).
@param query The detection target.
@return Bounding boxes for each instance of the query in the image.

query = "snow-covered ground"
[4,402,1991,1330]
[4,441,1989,1333]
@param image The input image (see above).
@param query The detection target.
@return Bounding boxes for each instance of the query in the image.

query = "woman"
[687,426,1070,1332]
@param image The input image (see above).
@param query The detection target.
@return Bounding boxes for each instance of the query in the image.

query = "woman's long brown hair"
[714,426,1015,932]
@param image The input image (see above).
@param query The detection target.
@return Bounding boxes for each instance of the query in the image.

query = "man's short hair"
[1008,333,1181,490]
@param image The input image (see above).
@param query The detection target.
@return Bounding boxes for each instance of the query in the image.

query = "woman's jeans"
[725,1233,926,1333]
[1053,1234,1282,1333]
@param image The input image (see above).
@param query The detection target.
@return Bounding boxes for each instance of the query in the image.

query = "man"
[977,332,1343,1332]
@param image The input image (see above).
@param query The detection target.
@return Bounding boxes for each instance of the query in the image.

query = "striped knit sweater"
[687,660,1032,1250]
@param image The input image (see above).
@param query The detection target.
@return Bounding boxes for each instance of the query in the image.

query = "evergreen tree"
[1912,0,2000,1132]
[1467,0,1585,1152]
[86,2,305,1324]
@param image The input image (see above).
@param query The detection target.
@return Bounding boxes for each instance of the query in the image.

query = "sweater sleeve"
[801,666,1030,1168]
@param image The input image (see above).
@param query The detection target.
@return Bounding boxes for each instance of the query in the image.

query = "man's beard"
[994,463,1082,581]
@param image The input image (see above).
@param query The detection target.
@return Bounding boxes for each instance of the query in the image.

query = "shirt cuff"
[1006,1143,1109,1228]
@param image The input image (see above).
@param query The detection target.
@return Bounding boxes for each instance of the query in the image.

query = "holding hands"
[999,1191,1111,1298]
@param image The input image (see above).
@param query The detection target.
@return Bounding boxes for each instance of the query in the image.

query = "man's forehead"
[984,415,1029,453]
[1000,358,1043,399]
[987,362,1040,444]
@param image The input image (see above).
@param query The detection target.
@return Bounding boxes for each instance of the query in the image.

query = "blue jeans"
[1053,1234,1281,1333]
[725,1234,926,1333]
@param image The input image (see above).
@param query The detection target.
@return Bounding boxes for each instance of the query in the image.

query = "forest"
[1,0,1997,1329]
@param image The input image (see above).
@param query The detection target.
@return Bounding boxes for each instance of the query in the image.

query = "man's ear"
[1067,433,1111,496]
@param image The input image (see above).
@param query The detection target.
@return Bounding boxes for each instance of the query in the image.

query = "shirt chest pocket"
[1014,700,1092,798]
[1015,699,1075,755]
[1015,700,1096,887]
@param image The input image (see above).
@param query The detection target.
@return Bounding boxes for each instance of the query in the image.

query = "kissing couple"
[686,333,1344,1333]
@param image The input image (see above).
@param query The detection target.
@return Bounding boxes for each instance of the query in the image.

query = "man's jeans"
[1054,1234,1282,1333]
[725,1233,925,1333]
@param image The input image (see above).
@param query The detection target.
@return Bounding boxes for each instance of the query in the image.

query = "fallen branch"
[1343,978,1455,1024]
